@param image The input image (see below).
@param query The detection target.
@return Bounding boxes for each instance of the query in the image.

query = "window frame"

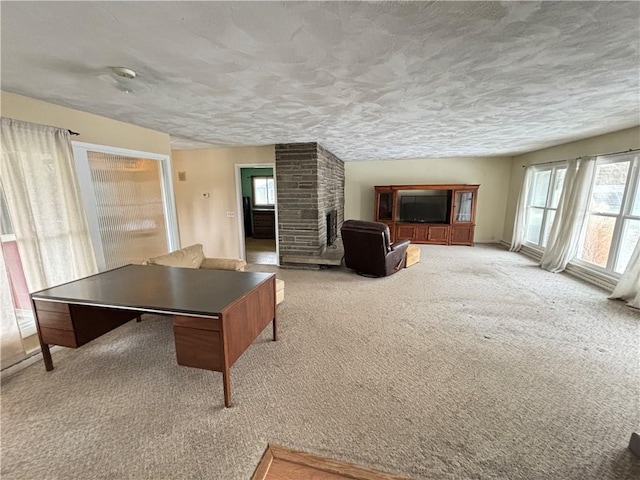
[574,153,640,276]
[251,175,275,208]
[523,162,568,250]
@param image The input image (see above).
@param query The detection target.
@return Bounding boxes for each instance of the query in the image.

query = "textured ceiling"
[1,1,639,161]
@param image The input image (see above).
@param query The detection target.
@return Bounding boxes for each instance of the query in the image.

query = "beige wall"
[503,127,640,242]
[171,146,275,258]
[345,157,512,243]
[1,91,171,155]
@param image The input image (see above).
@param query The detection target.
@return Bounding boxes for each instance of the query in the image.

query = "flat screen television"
[399,194,450,223]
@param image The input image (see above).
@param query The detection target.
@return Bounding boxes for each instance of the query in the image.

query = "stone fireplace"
[275,142,344,267]
[326,209,337,247]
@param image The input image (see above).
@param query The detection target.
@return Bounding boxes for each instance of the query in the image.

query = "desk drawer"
[40,327,77,348]
[37,311,73,331]
[33,300,70,315]
[173,326,222,371]
[173,315,220,331]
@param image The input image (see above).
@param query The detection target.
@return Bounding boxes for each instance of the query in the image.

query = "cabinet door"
[375,189,395,222]
[415,225,429,242]
[427,225,449,244]
[396,225,416,240]
[452,190,476,224]
[450,226,474,245]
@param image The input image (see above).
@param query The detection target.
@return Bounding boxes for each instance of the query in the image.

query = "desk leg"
[272,278,278,341]
[222,365,231,407]
[31,299,54,371]
[40,343,54,371]
[221,317,232,407]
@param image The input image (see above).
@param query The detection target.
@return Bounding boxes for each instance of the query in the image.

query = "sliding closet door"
[73,143,179,271]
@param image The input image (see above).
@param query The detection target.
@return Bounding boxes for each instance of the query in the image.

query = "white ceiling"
[1,1,639,161]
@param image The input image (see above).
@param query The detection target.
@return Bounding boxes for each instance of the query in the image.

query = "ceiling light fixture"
[99,66,150,95]
[111,66,136,79]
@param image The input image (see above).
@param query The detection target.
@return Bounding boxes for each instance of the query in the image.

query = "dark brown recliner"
[341,220,411,277]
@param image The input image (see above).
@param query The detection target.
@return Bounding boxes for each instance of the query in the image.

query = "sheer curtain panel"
[540,157,596,273]
[610,238,640,308]
[510,167,532,252]
[0,118,97,293]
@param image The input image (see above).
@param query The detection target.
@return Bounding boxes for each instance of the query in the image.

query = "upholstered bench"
[146,244,284,305]
[405,244,421,268]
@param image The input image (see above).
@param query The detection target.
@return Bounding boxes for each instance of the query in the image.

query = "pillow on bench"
[147,244,205,269]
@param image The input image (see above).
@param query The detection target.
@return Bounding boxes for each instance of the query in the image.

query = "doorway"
[236,165,278,265]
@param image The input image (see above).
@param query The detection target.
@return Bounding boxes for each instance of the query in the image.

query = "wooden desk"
[31,265,277,407]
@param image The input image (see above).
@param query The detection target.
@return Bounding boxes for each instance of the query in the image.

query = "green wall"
[241,167,273,200]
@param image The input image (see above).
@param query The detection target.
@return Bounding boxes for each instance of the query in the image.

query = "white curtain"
[610,238,640,308]
[540,156,596,273]
[0,118,97,293]
[509,167,532,252]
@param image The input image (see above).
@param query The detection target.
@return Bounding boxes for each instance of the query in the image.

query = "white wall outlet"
[227,211,235,218]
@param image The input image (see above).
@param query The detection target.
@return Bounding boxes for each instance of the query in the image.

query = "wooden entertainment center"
[374,184,479,246]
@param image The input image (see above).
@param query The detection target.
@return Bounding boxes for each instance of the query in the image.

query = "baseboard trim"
[519,245,543,262]
[509,245,616,292]
[564,264,616,292]
[1,346,61,380]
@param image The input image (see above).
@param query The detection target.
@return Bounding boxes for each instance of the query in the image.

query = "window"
[1,169,37,341]
[252,176,275,207]
[73,143,180,271]
[577,153,639,275]
[524,164,567,248]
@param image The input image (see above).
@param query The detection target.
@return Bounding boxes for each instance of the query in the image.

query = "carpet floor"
[1,244,639,479]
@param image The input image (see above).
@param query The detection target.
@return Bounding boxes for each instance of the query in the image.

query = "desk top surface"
[31,265,274,316]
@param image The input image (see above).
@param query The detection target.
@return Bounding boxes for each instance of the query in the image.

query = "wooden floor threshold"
[251,444,414,480]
